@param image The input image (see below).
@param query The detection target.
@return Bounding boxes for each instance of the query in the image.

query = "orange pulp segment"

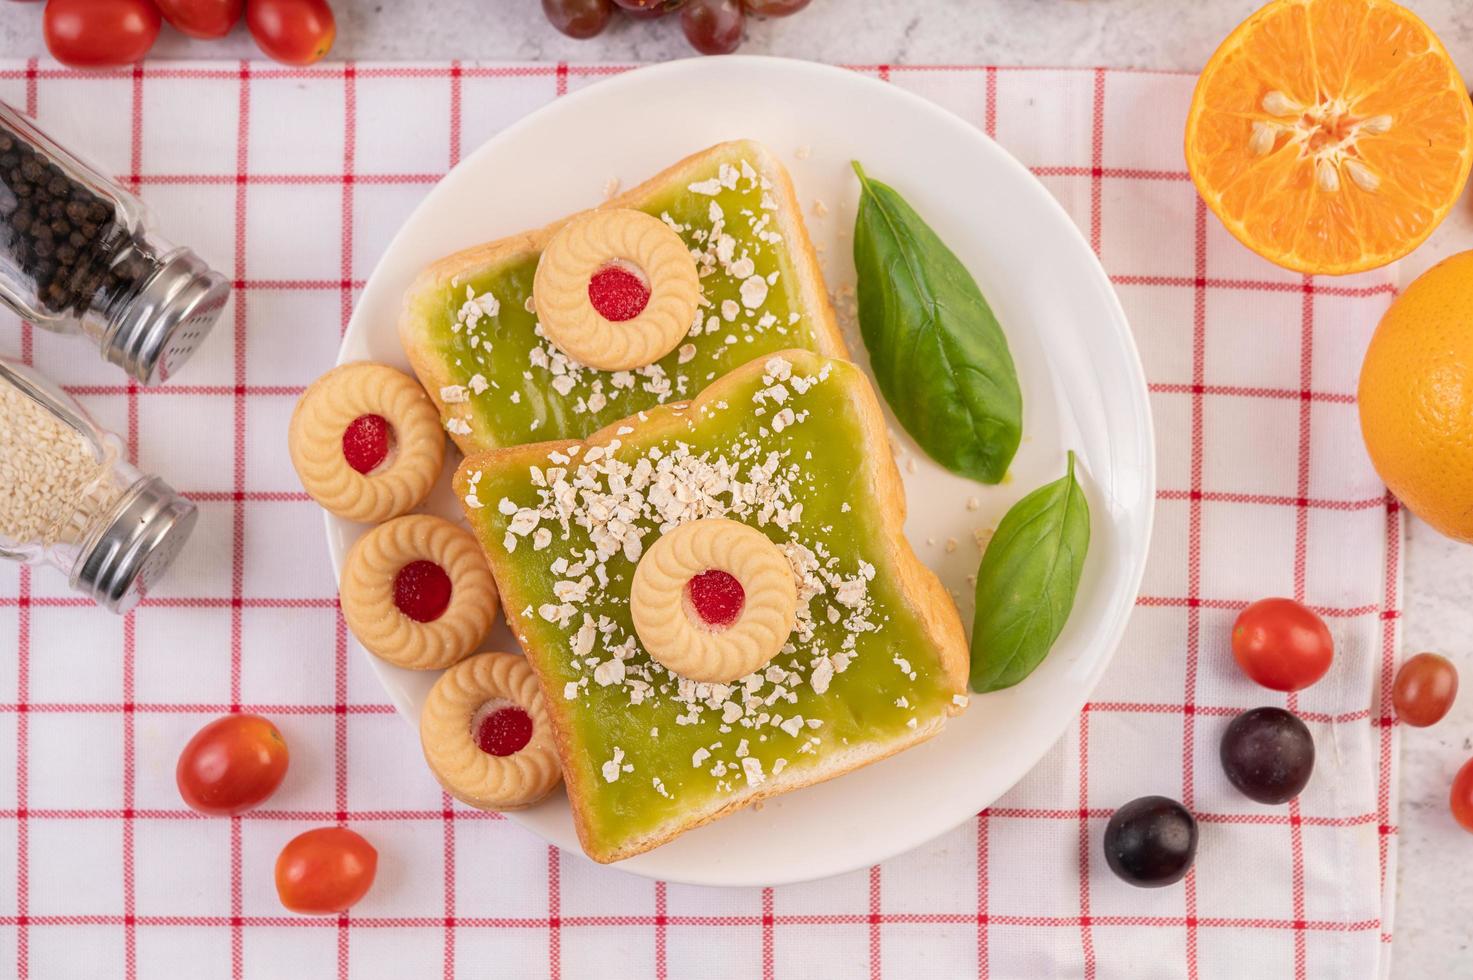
[1185,0,1473,275]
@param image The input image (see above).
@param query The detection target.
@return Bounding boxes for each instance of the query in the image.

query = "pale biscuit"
[289,362,445,524]
[532,208,700,371]
[420,652,563,810]
[340,515,498,670]
[630,517,798,684]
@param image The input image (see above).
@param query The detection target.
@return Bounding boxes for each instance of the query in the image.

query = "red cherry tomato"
[1230,597,1334,692]
[176,714,289,816]
[246,0,335,66]
[44,0,162,69]
[275,827,378,915]
[1392,652,1458,728]
[1451,758,1473,833]
[155,0,243,38]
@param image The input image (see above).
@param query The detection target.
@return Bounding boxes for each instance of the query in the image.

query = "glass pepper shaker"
[0,357,197,612]
[0,100,229,384]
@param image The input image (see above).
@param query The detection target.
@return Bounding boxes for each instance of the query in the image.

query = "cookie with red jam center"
[631,517,798,684]
[289,362,445,524]
[340,515,499,670]
[533,208,701,372]
[420,652,562,810]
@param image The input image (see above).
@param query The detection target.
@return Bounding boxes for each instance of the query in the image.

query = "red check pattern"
[0,61,1400,979]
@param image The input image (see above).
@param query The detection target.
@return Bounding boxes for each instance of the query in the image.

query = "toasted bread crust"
[400,140,847,457]
[455,350,968,863]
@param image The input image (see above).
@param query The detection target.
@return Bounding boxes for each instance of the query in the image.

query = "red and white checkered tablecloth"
[0,60,1402,980]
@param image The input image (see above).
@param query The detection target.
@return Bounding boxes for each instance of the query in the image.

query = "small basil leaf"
[851,161,1022,484]
[970,451,1091,692]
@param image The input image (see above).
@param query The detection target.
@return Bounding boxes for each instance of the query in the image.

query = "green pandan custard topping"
[409,145,832,447]
[462,352,961,857]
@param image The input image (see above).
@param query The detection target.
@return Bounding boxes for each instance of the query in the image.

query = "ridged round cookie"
[340,515,498,670]
[533,208,700,371]
[630,518,798,684]
[420,652,562,810]
[289,362,445,524]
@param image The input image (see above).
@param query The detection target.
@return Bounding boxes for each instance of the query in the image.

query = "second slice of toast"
[455,350,969,863]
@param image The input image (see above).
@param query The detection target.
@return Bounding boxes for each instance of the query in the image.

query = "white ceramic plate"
[331,56,1154,887]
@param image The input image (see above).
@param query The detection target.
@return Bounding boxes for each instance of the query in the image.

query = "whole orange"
[1358,251,1473,542]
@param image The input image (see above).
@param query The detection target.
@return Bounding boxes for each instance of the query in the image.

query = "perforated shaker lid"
[104,247,230,386]
[72,476,198,613]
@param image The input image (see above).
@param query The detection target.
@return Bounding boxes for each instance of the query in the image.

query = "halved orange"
[1185,0,1473,275]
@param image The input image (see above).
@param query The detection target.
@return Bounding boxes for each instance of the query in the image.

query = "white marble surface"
[2,0,1471,975]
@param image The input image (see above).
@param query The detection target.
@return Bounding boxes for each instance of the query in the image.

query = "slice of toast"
[401,140,847,456]
[454,350,969,863]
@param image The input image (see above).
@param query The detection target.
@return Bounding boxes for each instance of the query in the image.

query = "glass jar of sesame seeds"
[0,100,230,384]
[0,357,197,612]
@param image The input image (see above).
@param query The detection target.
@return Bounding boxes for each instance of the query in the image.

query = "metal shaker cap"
[104,247,230,385]
[72,476,198,613]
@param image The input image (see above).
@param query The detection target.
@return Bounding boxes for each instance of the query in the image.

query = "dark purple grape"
[1102,796,1197,887]
[1220,707,1315,804]
[543,0,614,38]
[744,0,810,14]
[681,0,744,55]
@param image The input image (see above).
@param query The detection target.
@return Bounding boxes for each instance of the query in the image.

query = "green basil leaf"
[851,161,1022,484]
[969,451,1090,692]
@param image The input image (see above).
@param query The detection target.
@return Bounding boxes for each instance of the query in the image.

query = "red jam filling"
[342,413,392,474]
[588,264,651,322]
[392,560,452,623]
[476,706,533,757]
[686,569,745,629]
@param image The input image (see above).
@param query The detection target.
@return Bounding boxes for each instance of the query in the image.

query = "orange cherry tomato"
[275,827,378,915]
[246,0,335,66]
[1231,597,1334,692]
[1392,652,1458,728]
[176,714,289,816]
[1451,758,1473,833]
[155,0,243,39]
[44,0,162,69]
